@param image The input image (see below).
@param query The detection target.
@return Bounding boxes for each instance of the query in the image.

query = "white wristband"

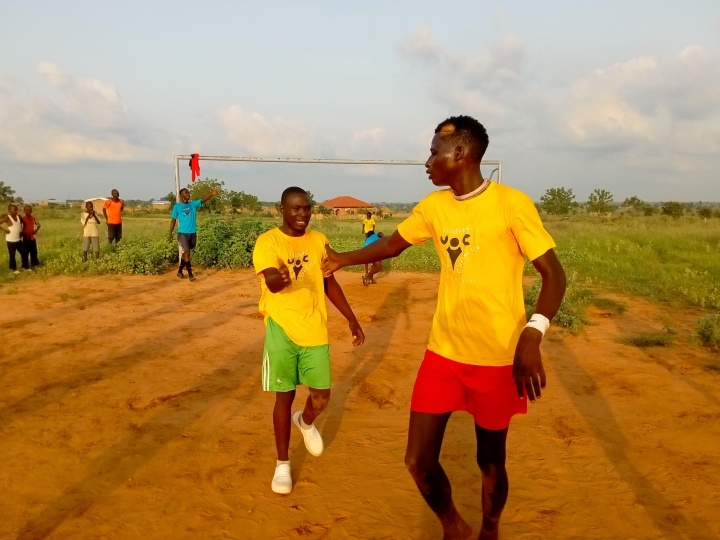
[525,313,550,336]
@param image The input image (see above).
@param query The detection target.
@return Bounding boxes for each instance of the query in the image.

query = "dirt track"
[1,270,719,539]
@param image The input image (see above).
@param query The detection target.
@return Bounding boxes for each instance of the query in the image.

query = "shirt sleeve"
[511,202,556,260]
[397,198,433,245]
[192,199,203,209]
[252,234,279,276]
[80,212,86,225]
[103,200,110,209]
[171,204,179,219]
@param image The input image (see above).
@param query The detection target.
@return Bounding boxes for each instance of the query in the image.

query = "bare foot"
[477,519,499,540]
[440,512,472,540]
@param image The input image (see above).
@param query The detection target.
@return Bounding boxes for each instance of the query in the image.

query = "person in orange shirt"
[103,189,124,243]
[323,116,566,539]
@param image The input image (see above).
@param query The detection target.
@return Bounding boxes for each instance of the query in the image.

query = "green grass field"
[2,207,719,345]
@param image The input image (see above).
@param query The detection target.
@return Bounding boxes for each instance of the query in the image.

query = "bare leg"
[405,411,472,540]
[302,387,330,425]
[475,425,509,540]
[273,390,296,461]
[367,261,382,283]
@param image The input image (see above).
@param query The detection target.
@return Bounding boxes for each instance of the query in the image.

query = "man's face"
[9,205,18,216]
[180,190,190,203]
[24,206,32,216]
[425,131,457,187]
[111,190,119,200]
[281,193,311,234]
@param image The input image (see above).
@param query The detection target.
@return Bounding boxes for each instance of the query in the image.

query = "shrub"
[696,314,720,351]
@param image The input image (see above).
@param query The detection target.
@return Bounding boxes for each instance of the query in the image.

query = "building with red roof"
[317,196,378,218]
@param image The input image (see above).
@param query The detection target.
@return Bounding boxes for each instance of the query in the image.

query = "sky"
[1,1,719,204]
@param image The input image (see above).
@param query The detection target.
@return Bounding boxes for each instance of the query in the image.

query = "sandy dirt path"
[1,270,719,539]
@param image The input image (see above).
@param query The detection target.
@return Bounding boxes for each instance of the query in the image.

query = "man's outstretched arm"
[513,248,566,402]
[323,230,412,276]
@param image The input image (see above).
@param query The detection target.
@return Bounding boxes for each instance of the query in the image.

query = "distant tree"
[189,178,226,213]
[661,201,684,218]
[125,199,150,208]
[227,190,262,213]
[0,181,16,203]
[623,196,644,209]
[587,189,614,216]
[643,204,657,216]
[165,191,177,206]
[305,190,317,206]
[697,206,713,219]
[540,187,576,215]
[315,205,332,215]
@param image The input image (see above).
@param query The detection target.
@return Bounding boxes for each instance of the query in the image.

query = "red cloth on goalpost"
[189,154,200,182]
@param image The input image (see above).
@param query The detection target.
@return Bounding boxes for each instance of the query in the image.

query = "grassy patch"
[618,332,674,347]
[696,314,720,351]
[590,297,627,313]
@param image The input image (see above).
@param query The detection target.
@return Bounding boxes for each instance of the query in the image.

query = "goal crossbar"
[174,155,502,197]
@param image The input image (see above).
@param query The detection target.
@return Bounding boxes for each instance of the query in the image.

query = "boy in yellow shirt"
[361,211,375,238]
[253,186,364,495]
[323,116,566,539]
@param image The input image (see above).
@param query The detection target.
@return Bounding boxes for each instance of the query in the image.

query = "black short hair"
[435,115,489,162]
[281,186,309,205]
[179,188,190,196]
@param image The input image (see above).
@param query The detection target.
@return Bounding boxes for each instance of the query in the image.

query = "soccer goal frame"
[173,155,502,198]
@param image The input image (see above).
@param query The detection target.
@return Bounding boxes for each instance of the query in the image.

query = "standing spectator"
[20,204,41,269]
[81,201,101,261]
[1,203,24,274]
[361,211,376,238]
[103,189,124,243]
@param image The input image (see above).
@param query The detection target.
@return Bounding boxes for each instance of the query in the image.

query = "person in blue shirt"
[361,231,384,286]
[168,187,219,281]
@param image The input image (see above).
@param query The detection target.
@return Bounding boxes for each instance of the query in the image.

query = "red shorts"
[410,349,527,430]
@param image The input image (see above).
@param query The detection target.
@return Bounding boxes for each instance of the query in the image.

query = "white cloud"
[217,106,315,157]
[352,127,385,143]
[398,28,528,125]
[0,64,159,163]
[561,46,720,154]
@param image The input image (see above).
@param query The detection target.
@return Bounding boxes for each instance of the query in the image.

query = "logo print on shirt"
[440,234,471,270]
[288,254,310,280]
[182,207,191,217]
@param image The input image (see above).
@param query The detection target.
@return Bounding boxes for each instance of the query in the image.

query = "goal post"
[173,155,502,199]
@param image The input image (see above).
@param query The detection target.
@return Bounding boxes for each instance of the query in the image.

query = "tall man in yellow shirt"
[253,187,365,495]
[323,116,566,539]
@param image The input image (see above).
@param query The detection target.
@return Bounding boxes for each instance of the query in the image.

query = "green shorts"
[262,317,331,392]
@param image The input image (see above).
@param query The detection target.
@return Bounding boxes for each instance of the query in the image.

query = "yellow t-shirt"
[397,182,556,367]
[252,228,329,347]
[362,217,376,233]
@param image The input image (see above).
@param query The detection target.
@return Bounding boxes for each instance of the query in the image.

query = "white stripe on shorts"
[262,349,270,391]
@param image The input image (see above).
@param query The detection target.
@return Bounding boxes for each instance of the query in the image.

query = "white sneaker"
[271,463,292,494]
[293,410,324,456]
